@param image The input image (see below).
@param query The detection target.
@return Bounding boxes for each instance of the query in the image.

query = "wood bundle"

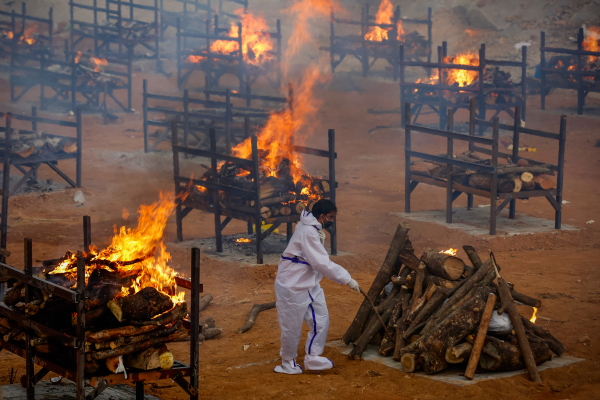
[0,129,77,158]
[0,258,221,376]
[410,151,557,193]
[197,157,329,215]
[342,224,565,381]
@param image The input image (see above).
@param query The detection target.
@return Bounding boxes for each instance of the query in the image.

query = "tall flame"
[229,63,330,185]
[364,0,404,42]
[210,9,274,66]
[530,307,538,324]
[583,26,599,63]
[50,191,185,304]
[443,51,479,87]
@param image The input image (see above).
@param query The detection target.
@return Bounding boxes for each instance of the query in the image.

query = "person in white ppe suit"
[274,199,360,375]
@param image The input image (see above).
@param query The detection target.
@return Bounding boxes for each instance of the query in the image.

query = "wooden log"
[109,321,183,349]
[420,259,494,336]
[200,327,222,340]
[403,289,448,340]
[401,352,422,372]
[133,302,188,326]
[392,293,411,361]
[521,180,536,191]
[520,172,534,183]
[280,206,292,216]
[468,174,516,193]
[295,202,306,214]
[343,223,411,345]
[521,316,565,356]
[88,326,188,360]
[237,302,276,333]
[533,174,556,190]
[199,316,216,331]
[106,356,121,374]
[462,245,483,269]
[124,345,174,370]
[496,276,542,383]
[410,162,441,177]
[403,283,436,326]
[445,342,473,364]
[510,289,541,308]
[421,249,465,280]
[107,287,173,323]
[3,282,24,306]
[510,175,522,192]
[462,265,474,278]
[259,194,298,206]
[86,325,160,344]
[417,286,495,374]
[496,165,554,176]
[198,294,213,312]
[260,206,272,218]
[422,275,461,290]
[379,288,408,356]
[375,285,401,314]
[72,306,109,326]
[464,293,497,379]
[479,340,553,372]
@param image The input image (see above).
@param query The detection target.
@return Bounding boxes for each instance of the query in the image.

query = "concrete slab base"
[174,233,350,266]
[327,340,583,386]
[394,206,578,237]
[0,379,160,399]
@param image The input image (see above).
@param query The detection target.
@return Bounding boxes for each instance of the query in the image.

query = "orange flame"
[49,191,186,305]
[186,55,204,63]
[530,307,537,324]
[583,26,599,63]
[236,238,252,243]
[229,64,329,187]
[18,25,37,45]
[74,51,82,64]
[440,248,457,256]
[210,9,273,66]
[364,0,404,42]
[443,51,479,87]
[90,57,108,72]
[5,31,14,39]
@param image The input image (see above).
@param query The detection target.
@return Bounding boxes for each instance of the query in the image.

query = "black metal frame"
[0,223,201,400]
[321,5,432,79]
[0,3,54,61]
[0,110,83,260]
[69,0,160,60]
[10,41,133,116]
[404,99,566,235]
[172,124,338,264]
[143,78,287,152]
[540,28,600,115]
[400,42,528,130]
[176,15,282,91]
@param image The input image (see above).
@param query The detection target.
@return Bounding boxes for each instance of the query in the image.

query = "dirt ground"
[1,0,600,399]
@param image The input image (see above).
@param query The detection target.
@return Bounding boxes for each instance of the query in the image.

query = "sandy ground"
[0,0,599,399]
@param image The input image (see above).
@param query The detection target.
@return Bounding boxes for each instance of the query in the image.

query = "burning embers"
[74,51,108,73]
[364,0,404,42]
[547,26,599,84]
[48,191,185,305]
[236,238,252,243]
[1,25,37,45]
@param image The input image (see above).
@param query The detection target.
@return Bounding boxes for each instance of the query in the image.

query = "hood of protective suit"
[300,210,322,230]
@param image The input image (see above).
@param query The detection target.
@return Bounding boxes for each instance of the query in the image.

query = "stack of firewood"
[545,55,600,90]
[0,255,221,376]
[194,157,330,216]
[343,224,565,380]
[410,151,556,193]
[0,129,78,158]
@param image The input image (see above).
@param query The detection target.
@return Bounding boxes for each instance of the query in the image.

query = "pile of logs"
[195,157,329,216]
[0,255,221,376]
[0,129,78,158]
[343,223,565,381]
[545,55,600,90]
[410,151,557,193]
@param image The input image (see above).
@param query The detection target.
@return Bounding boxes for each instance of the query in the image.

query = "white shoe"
[304,355,334,371]
[274,359,303,375]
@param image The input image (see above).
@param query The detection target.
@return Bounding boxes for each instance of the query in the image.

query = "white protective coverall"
[274,210,352,373]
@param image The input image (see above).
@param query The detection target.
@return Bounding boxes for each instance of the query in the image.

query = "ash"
[0,175,65,195]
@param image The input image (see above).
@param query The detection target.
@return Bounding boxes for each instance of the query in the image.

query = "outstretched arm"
[301,232,351,285]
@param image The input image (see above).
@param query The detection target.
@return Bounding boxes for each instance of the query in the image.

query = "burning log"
[421,249,465,281]
[107,287,173,323]
[133,302,188,327]
[86,324,159,343]
[107,321,182,350]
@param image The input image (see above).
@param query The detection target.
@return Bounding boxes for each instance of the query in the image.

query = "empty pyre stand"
[404,100,566,235]
[0,230,201,400]
[176,15,282,91]
[172,124,337,264]
[10,41,132,118]
[400,42,527,130]
[540,28,600,115]
[159,0,248,41]
[322,5,432,80]
[0,3,54,62]
[0,110,82,262]
[70,0,160,60]
[143,78,287,152]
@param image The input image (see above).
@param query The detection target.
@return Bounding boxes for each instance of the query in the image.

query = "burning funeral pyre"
[191,66,332,217]
[343,224,565,380]
[0,191,218,375]
[544,26,600,90]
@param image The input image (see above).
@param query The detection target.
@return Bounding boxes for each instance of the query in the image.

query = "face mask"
[322,216,334,230]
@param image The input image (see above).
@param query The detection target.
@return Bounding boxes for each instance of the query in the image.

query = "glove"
[347,279,360,292]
